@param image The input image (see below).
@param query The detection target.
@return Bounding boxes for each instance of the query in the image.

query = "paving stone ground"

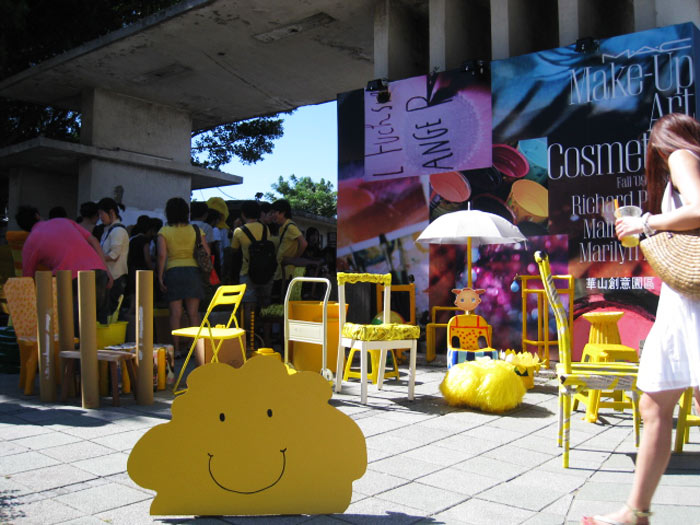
[1,356,699,525]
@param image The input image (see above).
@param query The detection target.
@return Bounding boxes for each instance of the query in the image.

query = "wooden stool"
[60,350,138,406]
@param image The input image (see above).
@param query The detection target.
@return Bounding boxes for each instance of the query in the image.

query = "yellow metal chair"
[674,388,700,453]
[172,284,246,395]
[335,273,420,404]
[534,252,641,468]
[425,305,461,362]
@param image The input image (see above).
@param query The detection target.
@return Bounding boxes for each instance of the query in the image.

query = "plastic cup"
[615,205,642,247]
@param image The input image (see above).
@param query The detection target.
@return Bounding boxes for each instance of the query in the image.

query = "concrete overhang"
[0,0,379,130]
[0,137,241,189]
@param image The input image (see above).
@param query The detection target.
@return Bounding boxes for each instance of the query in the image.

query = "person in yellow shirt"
[271,199,308,287]
[231,201,274,334]
[157,197,210,359]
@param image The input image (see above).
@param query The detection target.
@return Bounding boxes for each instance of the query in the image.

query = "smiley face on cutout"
[127,358,367,516]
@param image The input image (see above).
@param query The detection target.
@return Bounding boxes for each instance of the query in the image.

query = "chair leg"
[675,388,692,453]
[426,325,435,363]
[60,359,74,402]
[562,393,572,468]
[334,345,345,394]
[408,340,417,401]
[557,390,564,448]
[631,390,641,448]
[109,362,120,407]
[360,347,368,404]
[376,349,387,391]
[124,359,138,401]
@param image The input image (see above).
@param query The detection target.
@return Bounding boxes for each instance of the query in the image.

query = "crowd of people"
[16,196,334,359]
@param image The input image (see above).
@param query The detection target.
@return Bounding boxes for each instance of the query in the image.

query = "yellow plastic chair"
[4,277,62,395]
[674,388,700,453]
[335,273,420,404]
[445,313,498,367]
[534,251,641,468]
[171,284,246,395]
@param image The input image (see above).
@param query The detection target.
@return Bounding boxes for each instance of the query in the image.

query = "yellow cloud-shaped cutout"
[127,358,367,516]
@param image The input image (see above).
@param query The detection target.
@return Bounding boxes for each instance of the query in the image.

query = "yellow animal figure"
[127,358,367,516]
[452,287,485,313]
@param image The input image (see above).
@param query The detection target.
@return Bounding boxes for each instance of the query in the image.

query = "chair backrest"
[446,314,492,350]
[337,272,392,332]
[375,283,416,324]
[534,251,572,372]
[4,277,37,339]
[6,231,30,277]
[204,284,246,329]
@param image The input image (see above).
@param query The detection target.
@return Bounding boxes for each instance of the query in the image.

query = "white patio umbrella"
[416,209,526,287]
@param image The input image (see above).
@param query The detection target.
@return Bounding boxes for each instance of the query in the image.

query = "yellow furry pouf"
[440,360,526,413]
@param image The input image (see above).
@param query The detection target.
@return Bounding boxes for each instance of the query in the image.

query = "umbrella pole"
[467,237,472,288]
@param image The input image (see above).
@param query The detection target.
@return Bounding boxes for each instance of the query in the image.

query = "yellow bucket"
[96,321,128,349]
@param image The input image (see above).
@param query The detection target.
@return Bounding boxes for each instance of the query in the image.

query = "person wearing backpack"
[231,200,276,337]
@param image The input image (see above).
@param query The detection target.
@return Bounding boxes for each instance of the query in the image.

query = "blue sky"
[193,101,337,202]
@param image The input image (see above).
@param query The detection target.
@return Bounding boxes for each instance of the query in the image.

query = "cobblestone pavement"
[1,357,699,524]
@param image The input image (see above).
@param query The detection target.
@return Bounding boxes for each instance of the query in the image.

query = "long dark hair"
[97,197,125,220]
[646,113,700,213]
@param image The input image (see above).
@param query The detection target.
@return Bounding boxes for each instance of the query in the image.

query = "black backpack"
[241,224,277,285]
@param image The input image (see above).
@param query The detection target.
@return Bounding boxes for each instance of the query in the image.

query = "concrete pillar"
[633,0,656,31]
[78,88,192,223]
[490,0,510,60]
[430,0,490,71]
[654,0,700,28]
[558,0,580,47]
[374,0,425,80]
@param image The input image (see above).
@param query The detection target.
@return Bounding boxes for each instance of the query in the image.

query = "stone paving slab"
[1,362,699,524]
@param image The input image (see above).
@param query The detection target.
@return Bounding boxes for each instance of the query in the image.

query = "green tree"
[0,0,284,167]
[265,175,337,218]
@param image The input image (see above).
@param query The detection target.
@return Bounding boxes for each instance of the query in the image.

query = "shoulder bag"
[640,228,700,300]
[192,224,213,275]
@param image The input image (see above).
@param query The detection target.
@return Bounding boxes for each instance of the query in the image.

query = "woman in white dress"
[584,113,700,524]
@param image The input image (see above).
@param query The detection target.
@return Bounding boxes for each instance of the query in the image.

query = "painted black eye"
[219,413,225,422]
[267,409,273,418]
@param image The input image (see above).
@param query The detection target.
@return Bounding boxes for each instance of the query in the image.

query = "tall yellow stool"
[425,306,461,362]
[579,311,639,422]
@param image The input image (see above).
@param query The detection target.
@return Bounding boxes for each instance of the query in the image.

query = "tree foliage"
[265,175,337,218]
[0,0,285,166]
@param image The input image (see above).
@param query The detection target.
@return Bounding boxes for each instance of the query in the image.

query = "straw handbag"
[640,228,700,300]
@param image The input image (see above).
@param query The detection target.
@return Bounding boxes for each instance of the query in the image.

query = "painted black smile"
[207,448,287,495]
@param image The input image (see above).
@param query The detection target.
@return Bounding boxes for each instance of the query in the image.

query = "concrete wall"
[7,168,77,229]
[81,88,192,163]
[77,159,189,225]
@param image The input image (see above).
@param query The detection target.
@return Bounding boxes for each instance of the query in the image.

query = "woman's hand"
[158,278,167,293]
[615,216,644,240]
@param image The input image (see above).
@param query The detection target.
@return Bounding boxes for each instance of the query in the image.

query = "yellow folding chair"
[172,284,246,395]
[335,273,420,405]
[534,252,641,468]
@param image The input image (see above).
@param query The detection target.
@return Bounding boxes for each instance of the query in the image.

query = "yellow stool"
[343,348,399,385]
[425,306,461,362]
[675,388,700,453]
[578,311,639,422]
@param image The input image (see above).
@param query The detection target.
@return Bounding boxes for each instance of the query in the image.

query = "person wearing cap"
[206,197,231,277]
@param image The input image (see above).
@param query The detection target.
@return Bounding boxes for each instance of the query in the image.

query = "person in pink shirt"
[16,205,113,324]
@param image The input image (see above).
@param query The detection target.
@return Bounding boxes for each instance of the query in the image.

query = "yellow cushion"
[337,272,391,286]
[342,322,419,341]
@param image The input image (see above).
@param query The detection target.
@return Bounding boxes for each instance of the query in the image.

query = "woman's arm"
[157,235,167,292]
[87,235,114,289]
[617,149,700,239]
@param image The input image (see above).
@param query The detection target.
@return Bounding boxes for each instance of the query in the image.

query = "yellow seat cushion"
[342,322,419,341]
